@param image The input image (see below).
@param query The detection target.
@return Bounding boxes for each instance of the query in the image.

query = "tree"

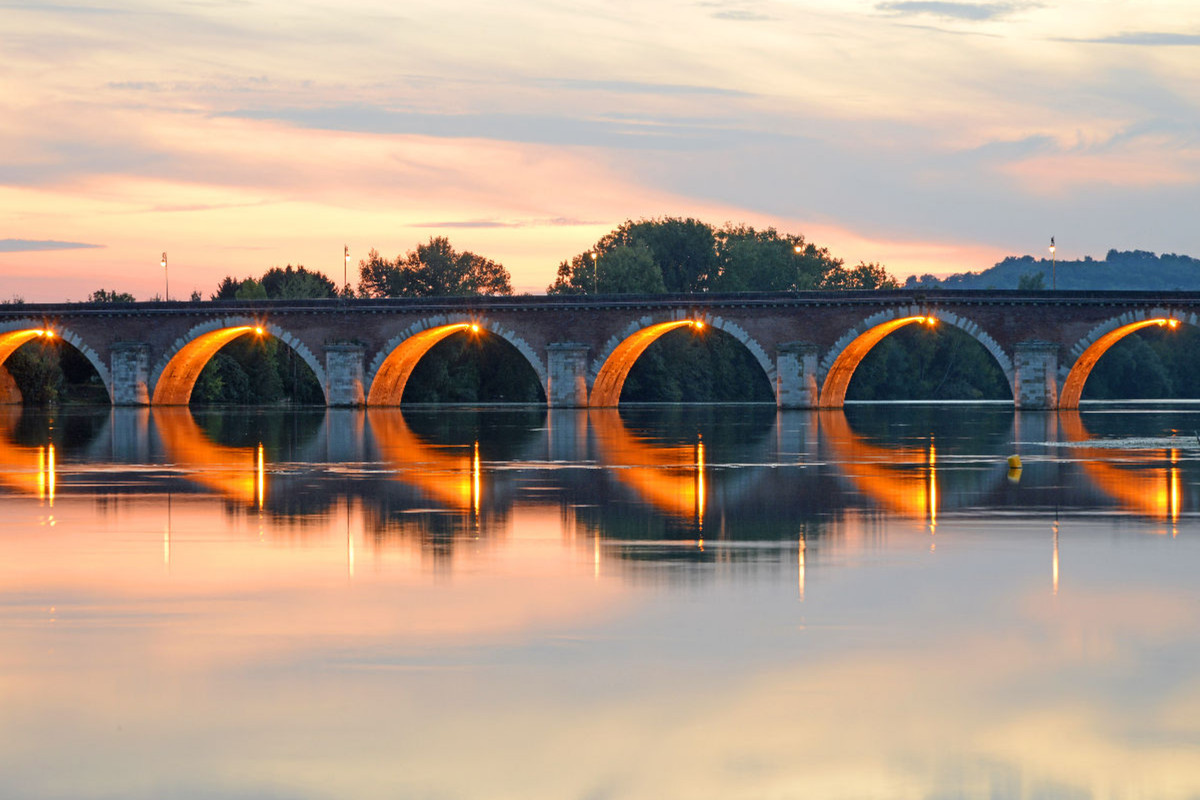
[260,265,338,299]
[234,279,268,300]
[824,261,900,291]
[714,225,844,291]
[212,276,241,300]
[550,217,718,294]
[358,237,512,298]
[549,244,666,295]
[1017,272,1046,290]
[88,289,136,303]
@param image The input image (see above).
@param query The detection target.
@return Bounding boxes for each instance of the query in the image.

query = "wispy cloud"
[413,218,597,229]
[549,79,751,98]
[1071,32,1200,46]
[696,1,774,21]
[216,105,773,151]
[0,239,103,252]
[875,1,1036,21]
[712,9,773,21]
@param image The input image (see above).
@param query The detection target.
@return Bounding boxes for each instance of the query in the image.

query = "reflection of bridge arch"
[366,316,547,406]
[818,308,1014,408]
[0,319,112,403]
[589,409,706,520]
[153,408,264,506]
[818,410,1012,523]
[151,318,326,405]
[366,410,483,511]
[819,411,940,521]
[589,313,772,407]
[0,407,57,501]
[1060,310,1184,408]
[1058,409,1183,522]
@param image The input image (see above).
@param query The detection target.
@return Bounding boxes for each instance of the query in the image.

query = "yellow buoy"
[1007,454,1022,469]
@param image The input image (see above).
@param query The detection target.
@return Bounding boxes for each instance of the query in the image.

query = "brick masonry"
[1,290,1196,408]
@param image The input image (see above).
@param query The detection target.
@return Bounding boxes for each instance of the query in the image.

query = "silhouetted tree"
[358,238,512,298]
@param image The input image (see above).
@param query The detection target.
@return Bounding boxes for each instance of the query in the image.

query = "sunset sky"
[2,0,1198,301]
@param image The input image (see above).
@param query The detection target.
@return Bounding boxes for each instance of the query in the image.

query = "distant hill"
[904,250,1200,291]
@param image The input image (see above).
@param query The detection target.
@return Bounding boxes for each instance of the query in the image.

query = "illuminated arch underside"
[0,329,53,404]
[367,323,475,406]
[152,326,257,405]
[590,321,697,407]
[1060,319,1176,409]
[820,316,931,408]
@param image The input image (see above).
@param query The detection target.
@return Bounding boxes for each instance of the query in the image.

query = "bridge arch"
[1059,308,1189,408]
[150,318,326,405]
[0,319,113,403]
[366,316,547,406]
[818,307,1015,407]
[588,312,774,407]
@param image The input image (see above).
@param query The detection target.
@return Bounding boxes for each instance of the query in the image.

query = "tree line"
[4,221,1199,404]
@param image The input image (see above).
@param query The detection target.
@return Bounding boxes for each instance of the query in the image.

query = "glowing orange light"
[1062,318,1182,408]
[692,320,705,330]
[820,315,936,407]
[152,325,259,405]
[924,316,938,326]
[256,442,265,510]
[368,322,474,405]
[591,320,697,406]
[254,326,264,335]
[470,323,480,333]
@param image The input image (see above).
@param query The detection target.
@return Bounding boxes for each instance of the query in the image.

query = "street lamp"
[1049,236,1056,290]
[161,252,168,301]
[344,245,350,295]
[590,251,598,294]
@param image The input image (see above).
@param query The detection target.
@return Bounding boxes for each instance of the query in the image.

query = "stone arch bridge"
[1,290,1196,409]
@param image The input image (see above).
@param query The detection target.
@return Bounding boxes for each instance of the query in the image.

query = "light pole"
[1049,236,1056,290]
[344,245,350,296]
[161,252,168,301]
[590,251,598,294]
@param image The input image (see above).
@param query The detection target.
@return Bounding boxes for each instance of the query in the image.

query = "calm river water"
[2,403,1198,799]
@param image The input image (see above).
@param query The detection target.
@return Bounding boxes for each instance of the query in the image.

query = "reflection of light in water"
[347,501,355,580]
[1052,520,1059,596]
[928,442,937,539]
[257,443,265,511]
[589,410,705,521]
[798,534,806,602]
[154,409,261,505]
[820,412,939,526]
[1059,411,1185,525]
[473,441,481,519]
[36,444,56,506]
[368,411,481,511]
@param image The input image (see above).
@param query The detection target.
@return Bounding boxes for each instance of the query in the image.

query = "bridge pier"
[777,342,820,409]
[325,344,366,407]
[111,343,150,405]
[1013,340,1060,409]
[547,343,590,408]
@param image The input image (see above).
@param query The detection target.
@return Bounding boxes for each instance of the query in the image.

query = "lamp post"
[1049,236,1056,290]
[590,251,598,294]
[344,245,350,296]
[161,252,168,301]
